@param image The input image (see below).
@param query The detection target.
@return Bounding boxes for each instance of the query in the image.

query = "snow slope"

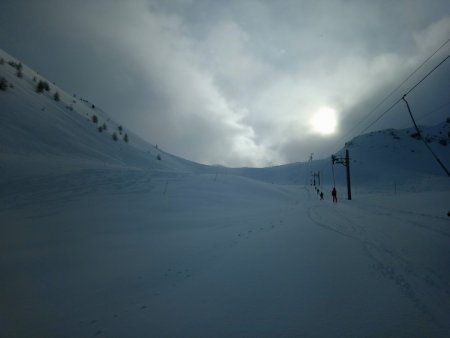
[1,49,450,337]
[0,49,210,178]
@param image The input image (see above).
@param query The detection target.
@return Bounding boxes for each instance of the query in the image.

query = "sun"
[310,106,338,135]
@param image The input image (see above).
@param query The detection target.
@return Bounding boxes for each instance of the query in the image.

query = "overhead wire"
[353,51,450,163]
[341,37,450,143]
[331,37,450,152]
[356,97,403,136]
[404,53,450,96]
[354,52,450,137]
[313,37,450,187]
[402,95,450,176]
[401,52,450,177]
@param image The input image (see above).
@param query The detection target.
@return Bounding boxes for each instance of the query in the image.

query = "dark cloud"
[1,0,449,166]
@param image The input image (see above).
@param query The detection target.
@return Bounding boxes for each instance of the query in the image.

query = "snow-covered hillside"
[1,49,450,337]
[0,49,210,178]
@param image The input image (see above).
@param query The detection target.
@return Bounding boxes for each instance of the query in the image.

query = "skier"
[320,191,324,200]
[331,187,337,203]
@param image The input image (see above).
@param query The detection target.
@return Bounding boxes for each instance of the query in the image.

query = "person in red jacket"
[331,187,337,203]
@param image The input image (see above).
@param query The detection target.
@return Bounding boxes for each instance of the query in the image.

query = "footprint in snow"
[141,305,148,310]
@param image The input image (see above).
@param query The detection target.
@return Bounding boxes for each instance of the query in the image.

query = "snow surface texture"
[1,48,450,337]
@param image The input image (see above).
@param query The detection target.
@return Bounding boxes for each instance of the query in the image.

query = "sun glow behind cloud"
[310,107,338,135]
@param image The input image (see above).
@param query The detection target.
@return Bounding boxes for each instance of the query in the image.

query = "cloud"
[75,1,272,166]
[2,0,449,166]
[17,1,261,166]
[413,16,450,52]
[122,4,450,165]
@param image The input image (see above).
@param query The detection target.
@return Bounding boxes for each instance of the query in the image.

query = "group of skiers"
[314,186,338,203]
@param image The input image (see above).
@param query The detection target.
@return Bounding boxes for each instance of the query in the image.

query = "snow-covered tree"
[36,80,50,93]
[0,77,8,91]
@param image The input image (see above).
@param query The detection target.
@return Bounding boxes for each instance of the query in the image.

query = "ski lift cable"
[403,53,450,97]
[334,51,450,151]
[309,39,450,186]
[333,37,450,151]
[357,98,403,136]
[402,96,450,177]
[349,52,450,164]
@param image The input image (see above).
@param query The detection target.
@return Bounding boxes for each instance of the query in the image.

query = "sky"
[1,0,449,167]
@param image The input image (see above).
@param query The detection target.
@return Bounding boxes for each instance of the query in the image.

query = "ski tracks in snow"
[306,195,450,333]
